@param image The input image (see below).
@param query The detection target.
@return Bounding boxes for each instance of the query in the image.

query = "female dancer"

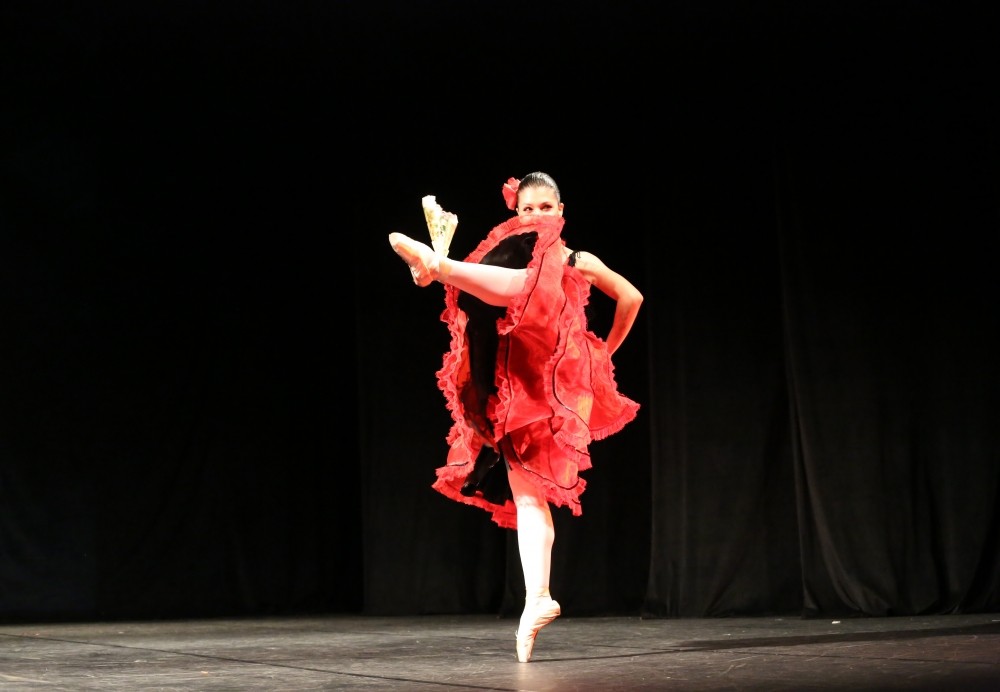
[388,171,642,662]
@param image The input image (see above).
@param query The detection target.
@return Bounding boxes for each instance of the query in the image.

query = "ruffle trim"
[509,450,587,516]
[432,465,518,529]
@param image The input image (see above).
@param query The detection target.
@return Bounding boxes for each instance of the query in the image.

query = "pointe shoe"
[515,597,561,663]
[388,232,439,287]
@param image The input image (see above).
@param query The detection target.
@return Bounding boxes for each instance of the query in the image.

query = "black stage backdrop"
[1,2,997,622]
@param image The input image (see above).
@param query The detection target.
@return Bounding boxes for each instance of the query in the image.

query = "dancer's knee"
[513,492,547,511]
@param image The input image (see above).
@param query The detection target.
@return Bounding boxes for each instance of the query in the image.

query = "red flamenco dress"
[432,214,639,529]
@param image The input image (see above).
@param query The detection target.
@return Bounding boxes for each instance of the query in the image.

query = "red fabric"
[432,215,640,529]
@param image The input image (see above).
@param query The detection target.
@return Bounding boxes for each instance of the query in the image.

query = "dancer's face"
[517,186,564,218]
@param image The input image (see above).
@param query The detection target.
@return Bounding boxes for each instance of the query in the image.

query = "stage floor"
[1,613,998,690]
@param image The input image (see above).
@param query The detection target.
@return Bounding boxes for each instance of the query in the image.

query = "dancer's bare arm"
[571,251,643,355]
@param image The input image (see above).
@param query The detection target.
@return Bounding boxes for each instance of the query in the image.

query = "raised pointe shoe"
[514,597,561,663]
[388,232,439,287]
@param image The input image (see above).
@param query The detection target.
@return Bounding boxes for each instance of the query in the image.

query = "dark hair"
[517,171,561,204]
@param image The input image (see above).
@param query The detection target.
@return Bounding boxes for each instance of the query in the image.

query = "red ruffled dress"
[431,214,640,529]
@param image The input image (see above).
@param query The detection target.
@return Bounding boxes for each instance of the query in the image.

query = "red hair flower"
[502,177,520,210]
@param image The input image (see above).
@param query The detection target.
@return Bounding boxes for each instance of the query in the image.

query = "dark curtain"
[2,3,997,622]
[643,5,1000,616]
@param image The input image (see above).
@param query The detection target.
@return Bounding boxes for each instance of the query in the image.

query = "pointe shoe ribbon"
[388,232,440,287]
[515,597,561,663]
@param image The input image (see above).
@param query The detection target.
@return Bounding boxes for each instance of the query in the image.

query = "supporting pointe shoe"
[514,597,561,663]
[388,232,439,287]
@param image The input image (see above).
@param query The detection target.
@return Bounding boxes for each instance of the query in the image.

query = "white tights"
[507,464,554,606]
[439,257,526,307]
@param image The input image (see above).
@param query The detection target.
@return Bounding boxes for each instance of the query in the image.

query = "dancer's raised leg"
[388,233,526,306]
[508,464,560,663]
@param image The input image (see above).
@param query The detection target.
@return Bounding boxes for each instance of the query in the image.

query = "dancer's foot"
[515,597,561,663]
[388,232,440,287]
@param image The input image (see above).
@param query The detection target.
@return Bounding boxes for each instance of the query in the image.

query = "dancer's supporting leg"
[388,233,526,306]
[508,463,561,663]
